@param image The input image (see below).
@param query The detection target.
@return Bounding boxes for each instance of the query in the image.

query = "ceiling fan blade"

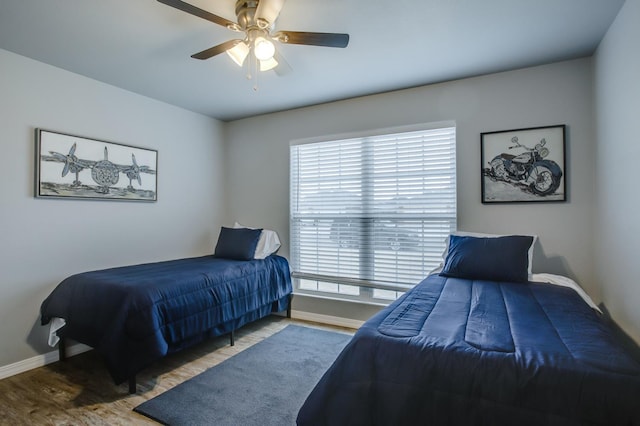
[274,31,349,48]
[191,39,243,60]
[256,0,286,25]
[157,0,239,30]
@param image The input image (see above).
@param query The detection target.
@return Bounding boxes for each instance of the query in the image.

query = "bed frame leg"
[229,330,235,346]
[58,338,66,362]
[128,376,137,394]
[287,294,293,319]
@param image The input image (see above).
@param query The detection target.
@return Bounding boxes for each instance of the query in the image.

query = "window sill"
[293,290,392,307]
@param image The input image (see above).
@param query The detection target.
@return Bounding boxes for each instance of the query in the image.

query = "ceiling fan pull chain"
[253,58,260,91]
[245,49,259,91]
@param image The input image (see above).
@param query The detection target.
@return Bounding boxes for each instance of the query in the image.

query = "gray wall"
[225,58,597,322]
[0,49,226,367]
[593,0,640,343]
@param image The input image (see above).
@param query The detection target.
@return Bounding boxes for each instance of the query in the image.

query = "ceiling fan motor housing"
[236,0,261,30]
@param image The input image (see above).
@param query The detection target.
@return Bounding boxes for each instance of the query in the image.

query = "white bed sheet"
[531,273,601,313]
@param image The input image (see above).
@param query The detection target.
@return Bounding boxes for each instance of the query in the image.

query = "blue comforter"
[297,274,640,425]
[41,255,292,384]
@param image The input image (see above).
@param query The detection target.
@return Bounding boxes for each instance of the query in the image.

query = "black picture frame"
[35,129,158,201]
[481,124,566,203]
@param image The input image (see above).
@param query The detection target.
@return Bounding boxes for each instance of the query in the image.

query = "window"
[290,125,456,303]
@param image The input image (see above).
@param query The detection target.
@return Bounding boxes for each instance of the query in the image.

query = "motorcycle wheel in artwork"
[485,137,562,196]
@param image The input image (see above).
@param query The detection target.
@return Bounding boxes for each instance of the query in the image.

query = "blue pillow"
[440,235,534,282]
[214,227,263,260]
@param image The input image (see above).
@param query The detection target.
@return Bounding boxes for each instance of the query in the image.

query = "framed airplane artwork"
[35,129,157,202]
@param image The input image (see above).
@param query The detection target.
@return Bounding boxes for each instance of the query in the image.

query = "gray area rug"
[134,325,352,425]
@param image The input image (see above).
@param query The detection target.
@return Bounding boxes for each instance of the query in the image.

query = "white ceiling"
[0,0,625,122]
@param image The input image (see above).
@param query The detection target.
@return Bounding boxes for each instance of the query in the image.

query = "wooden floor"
[0,317,353,425]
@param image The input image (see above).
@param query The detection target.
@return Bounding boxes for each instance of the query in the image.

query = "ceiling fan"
[157,0,350,74]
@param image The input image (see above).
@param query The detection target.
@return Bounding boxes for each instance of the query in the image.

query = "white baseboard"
[0,343,92,381]
[291,310,364,330]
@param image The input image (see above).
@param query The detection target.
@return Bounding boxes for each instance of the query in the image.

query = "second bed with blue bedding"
[297,235,640,425]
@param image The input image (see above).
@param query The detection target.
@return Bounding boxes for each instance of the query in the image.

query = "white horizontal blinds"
[367,128,456,285]
[290,126,456,296]
[291,139,364,281]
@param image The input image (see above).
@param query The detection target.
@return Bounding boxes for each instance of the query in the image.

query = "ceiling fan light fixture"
[226,41,250,66]
[254,36,275,61]
[259,57,279,71]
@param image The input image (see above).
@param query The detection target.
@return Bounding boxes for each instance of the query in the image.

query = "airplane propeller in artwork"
[48,143,92,187]
[122,154,154,189]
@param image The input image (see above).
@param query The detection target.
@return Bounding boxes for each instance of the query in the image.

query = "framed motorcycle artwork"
[481,124,566,203]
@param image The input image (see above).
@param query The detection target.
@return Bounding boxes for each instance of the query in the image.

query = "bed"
[297,234,640,425]
[40,226,292,393]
